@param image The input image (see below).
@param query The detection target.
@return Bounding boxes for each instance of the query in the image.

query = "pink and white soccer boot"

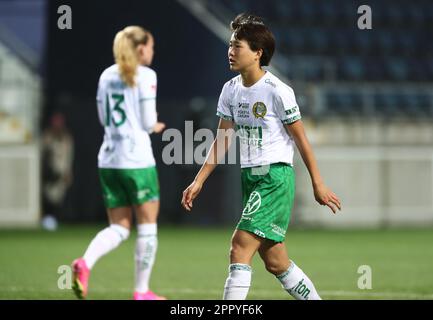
[72,258,90,299]
[133,290,167,300]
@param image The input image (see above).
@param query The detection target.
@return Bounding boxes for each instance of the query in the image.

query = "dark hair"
[230,13,275,66]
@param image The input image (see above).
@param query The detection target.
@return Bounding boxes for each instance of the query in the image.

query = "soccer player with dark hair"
[182,13,341,300]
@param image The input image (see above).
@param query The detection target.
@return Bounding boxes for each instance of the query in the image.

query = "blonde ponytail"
[113,26,150,87]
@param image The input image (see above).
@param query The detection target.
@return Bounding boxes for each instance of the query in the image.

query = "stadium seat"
[275,1,297,22]
[364,58,386,81]
[211,0,429,117]
[385,57,409,81]
[339,56,364,81]
[298,1,316,23]
[308,28,329,54]
[376,30,395,55]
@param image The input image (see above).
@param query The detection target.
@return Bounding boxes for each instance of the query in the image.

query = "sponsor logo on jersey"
[252,102,267,118]
[265,79,276,88]
[108,80,126,90]
[236,124,263,147]
[242,191,261,216]
[237,102,250,118]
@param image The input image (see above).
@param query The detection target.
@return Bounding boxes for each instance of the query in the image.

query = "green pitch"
[0,226,432,300]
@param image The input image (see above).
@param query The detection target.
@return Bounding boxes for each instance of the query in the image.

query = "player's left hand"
[313,183,341,214]
[153,122,166,133]
[181,180,203,212]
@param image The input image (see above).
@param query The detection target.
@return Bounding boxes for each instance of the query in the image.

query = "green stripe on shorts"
[237,163,295,242]
[98,167,159,208]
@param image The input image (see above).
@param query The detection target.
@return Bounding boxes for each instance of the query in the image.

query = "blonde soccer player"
[72,26,166,300]
[181,14,341,300]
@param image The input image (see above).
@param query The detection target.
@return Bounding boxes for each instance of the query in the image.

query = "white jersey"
[96,64,157,169]
[216,71,301,168]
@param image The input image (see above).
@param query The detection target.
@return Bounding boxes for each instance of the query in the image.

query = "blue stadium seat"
[376,30,395,54]
[339,1,357,23]
[406,5,425,27]
[426,2,433,24]
[419,31,433,56]
[373,92,405,116]
[298,1,316,23]
[275,1,297,21]
[396,32,417,56]
[408,59,428,82]
[326,91,363,116]
[339,56,365,81]
[330,29,352,54]
[307,28,329,54]
[215,0,428,88]
[317,1,338,25]
[285,28,307,54]
[427,59,433,80]
[225,0,248,16]
[352,31,373,55]
[383,3,405,26]
[326,92,349,116]
[302,59,324,81]
[385,58,409,81]
[364,58,386,81]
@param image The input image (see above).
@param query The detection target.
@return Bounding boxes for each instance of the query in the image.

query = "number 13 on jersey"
[105,93,126,127]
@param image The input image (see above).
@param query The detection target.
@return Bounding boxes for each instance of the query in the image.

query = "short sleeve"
[216,81,233,121]
[96,77,104,102]
[138,69,157,101]
[274,85,302,124]
[96,76,106,126]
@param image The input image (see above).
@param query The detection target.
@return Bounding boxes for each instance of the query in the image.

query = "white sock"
[83,224,129,269]
[276,261,321,300]
[134,223,158,293]
[223,263,252,300]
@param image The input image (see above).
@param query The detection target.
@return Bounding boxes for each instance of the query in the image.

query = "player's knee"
[109,224,130,241]
[264,261,286,276]
[229,245,250,264]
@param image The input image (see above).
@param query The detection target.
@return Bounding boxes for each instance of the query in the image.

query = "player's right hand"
[181,180,203,212]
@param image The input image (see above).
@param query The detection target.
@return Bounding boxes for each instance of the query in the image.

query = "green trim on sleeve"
[282,114,302,125]
[285,106,299,115]
[216,111,233,121]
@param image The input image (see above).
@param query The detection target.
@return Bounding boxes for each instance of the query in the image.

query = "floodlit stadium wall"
[0,37,41,227]
[293,146,433,228]
[0,144,40,227]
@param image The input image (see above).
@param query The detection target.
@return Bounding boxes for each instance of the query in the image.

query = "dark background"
[45,0,241,224]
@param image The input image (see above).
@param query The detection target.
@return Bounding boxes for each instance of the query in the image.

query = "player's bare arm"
[285,120,341,214]
[181,118,234,211]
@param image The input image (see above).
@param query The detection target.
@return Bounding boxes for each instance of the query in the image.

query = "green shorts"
[98,167,160,208]
[237,163,295,242]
